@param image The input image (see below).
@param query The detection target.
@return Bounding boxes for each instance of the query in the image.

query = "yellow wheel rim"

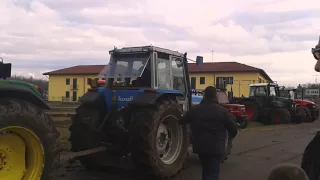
[0,126,44,180]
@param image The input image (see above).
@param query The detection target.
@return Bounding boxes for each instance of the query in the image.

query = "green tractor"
[0,59,60,180]
[231,83,305,125]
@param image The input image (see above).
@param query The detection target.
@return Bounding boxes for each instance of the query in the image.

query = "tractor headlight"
[241,107,245,114]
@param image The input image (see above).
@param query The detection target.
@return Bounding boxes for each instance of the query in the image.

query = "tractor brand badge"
[118,96,134,101]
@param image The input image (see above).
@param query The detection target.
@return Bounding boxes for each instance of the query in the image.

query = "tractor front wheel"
[0,98,60,180]
[129,98,189,179]
[304,108,313,123]
[270,108,291,125]
[292,106,306,124]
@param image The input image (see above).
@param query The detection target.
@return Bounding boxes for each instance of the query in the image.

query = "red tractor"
[192,89,248,129]
[279,88,319,122]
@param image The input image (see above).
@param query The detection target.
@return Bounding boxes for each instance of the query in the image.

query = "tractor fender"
[129,92,183,107]
[79,91,106,108]
[0,84,49,109]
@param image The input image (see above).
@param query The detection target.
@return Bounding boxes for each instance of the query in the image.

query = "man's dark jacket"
[180,100,238,158]
[301,131,320,180]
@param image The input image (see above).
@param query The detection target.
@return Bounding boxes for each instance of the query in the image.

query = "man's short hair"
[268,163,308,180]
[204,86,217,101]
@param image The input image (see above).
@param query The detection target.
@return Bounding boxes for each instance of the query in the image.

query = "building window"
[216,77,233,86]
[200,77,205,84]
[190,77,196,89]
[225,77,233,84]
[65,91,70,98]
[87,78,91,85]
[66,78,70,85]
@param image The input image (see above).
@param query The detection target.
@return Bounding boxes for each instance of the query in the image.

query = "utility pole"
[212,50,214,62]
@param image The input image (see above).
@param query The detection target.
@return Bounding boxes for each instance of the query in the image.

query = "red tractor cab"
[279,87,319,122]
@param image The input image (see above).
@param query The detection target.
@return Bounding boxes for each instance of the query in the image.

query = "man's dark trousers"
[198,155,221,180]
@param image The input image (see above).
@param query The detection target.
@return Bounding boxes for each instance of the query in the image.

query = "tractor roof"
[109,45,185,57]
[249,83,278,87]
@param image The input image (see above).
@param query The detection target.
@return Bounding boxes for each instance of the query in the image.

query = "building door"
[72,78,77,90]
[190,77,196,89]
[72,91,77,102]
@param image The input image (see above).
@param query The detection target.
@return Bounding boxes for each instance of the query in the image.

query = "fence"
[49,96,81,102]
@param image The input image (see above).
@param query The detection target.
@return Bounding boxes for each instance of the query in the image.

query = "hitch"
[62,147,107,160]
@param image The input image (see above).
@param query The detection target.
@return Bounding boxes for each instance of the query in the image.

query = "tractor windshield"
[98,53,151,87]
[99,53,150,78]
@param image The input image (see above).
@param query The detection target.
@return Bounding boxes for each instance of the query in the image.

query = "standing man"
[180,86,238,180]
[300,36,320,180]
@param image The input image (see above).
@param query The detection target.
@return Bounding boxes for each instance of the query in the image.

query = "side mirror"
[196,56,203,66]
[0,60,12,79]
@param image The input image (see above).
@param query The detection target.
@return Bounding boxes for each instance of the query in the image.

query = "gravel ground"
[56,121,320,180]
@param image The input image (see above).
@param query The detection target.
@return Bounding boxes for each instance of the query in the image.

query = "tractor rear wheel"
[304,108,313,123]
[129,98,189,179]
[0,98,60,180]
[242,101,259,122]
[270,108,291,125]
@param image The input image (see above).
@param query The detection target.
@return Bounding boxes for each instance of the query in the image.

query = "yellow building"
[43,65,105,102]
[188,62,273,97]
[43,62,272,101]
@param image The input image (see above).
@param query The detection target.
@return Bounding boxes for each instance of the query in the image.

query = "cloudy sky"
[1,0,319,86]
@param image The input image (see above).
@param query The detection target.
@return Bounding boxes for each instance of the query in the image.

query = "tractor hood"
[0,79,40,96]
[295,99,315,105]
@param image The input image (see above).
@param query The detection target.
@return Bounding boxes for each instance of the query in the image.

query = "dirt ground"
[53,119,319,180]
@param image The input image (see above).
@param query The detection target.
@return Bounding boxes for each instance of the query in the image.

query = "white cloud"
[1,0,320,86]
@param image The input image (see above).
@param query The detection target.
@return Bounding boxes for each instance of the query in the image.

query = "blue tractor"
[68,46,203,178]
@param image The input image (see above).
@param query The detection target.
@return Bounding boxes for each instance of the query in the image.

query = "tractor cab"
[88,46,202,112]
[249,83,279,97]
[279,87,297,101]
[248,83,294,109]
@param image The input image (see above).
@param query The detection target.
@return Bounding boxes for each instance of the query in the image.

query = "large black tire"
[311,109,319,122]
[129,98,189,179]
[293,106,306,124]
[242,101,259,122]
[304,108,313,123]
[69,105,107,170]
[0,98,60,180]
[269,108,291,125]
